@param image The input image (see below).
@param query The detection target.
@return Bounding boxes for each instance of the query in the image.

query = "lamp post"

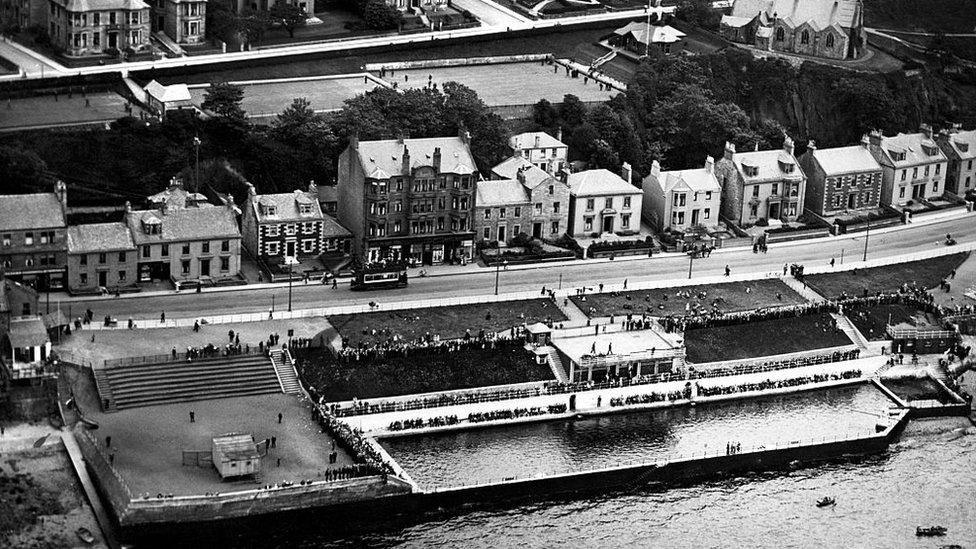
[687,251,694,279]
[285,255,299,313]
[271,294,276,313]
[494,260,508,295]
[862,221,871,262]
[192,136,201,193]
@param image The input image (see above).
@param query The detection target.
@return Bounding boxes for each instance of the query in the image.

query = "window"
[801,30,809,44]
[484,209,491,219]
[25,232,34,245]
[221,257,230,272]
[674,193,686,207]
[899,187,906,198]
[483,227,491,240]
[535,202,543,215]
[182,244,190,255]
[704,208,711,220]
[109,11,116,24]
[752,186,760,198]
[551,221,559,234]
[621,214,631,229]
[676,212,684,225]
[966,176,972,188]
[161,244,169,257]
[605,197,614,209]
[775,27,784,41]
[221,240,229,253]
[80,254,88,265]
[142,246,150,258]
[93,12,99,25]
[924,166,930,177]
[933,182,938,193]
[705,191,712,201]
[500,208,507,218]
[901,170,907,181]
[118,270,126,282]
[181,260,190,275]
[548,185,554,195]
[201,242,210,254]
[584,217,593,231]
[514,207,521,217]
[1,234,8,246]
[554,202,560,213]
[586,199,594,211]
[118,251,126,262]
[913,167,918,179]
[267,242,279,255]
[40,231,53,244]
[98,253,107,264]
[623,197,631,208]
[825,33,834,48]
[771,183,779,195]
[80,273,88,285]
[303,239,315,253]
[935,164,941,175]
[749,204,758,217]
[129,11,139,24]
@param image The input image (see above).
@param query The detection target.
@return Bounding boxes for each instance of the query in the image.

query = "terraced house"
[241,183,352,263]
[48,0,151,56]
[866,125,948,207]
[125,200,242,288]
[720,0,864,60]
[798,138,883,217]
[475,163,571,243]
[337,133,477,265]
[715,138,806,226]
[936,125,976,196]
[0,182,68,291]
[66,222,137,294]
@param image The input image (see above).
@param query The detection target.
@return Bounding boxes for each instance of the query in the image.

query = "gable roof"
[353,137,476,179]
[492,155,534,179]
[811,145,882,175]
[509,131,567,151]
[0,193,66,231]
[0,277,37,314]
[721,14,756,27]
[877,132,947,167]
[322,215,352,238]
[126,206,240,245]
[613,22,686,44]
[147,182,209,210]
[67,223,135,254]
[655,168,722,194]
[252,190,323,223]
[567,169,639,197]
[941,130,976,161]
[144,80,192,104]
[57,0,149,11]
[7,317,49,349]
[475,180,530,208]
[212,434,260,462]
[731,149,805,183]
[730,0,860,30]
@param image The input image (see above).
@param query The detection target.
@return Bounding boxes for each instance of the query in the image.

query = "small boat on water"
[76,527,95,544]
[916,526,947,537]
[816,497,836,508]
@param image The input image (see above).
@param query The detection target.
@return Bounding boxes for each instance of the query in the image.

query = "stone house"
[866,125,948,207]
[48,0,152,57]
[66,222,138,294]
[714,138,806,226]
[154,0,206,44]
[504,131,569,176]
[475,164,571,243]
[0,182,68,291]
[642,157,722,231]
[936,125,976,196]
[720,0,864,60]
[336,133,477,265]
[798,138,883,216]
[566,168,642,237]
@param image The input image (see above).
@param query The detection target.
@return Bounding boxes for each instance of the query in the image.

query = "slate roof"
[126,206,240,245]
[476,179,530,208]
[58,0,149,11]
[733,149,805,183]
[648,168,722,194]
[7,317,49,349]
[253,190,323,223]
[0,193,66,231]
[491,155,534,179]
[322,215,353,238]
[942,130,976,161]
[144,80,192,103]
[877,132,947,167]
[354,137,476,179]
[729,0,860,30]
[509,131,567,151]
[613,22,686,44]
[721,14,755,27]
[67,223,135,254]
[147,184,209,210]
[567,169,640,197]
[812,145,882,175]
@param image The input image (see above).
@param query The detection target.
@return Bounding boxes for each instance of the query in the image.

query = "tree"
[0,146,50,191]
[532,99,558,130]
[202,81,247,121]
[269,2,307,38]
[674,0,721,29]
[238,9,270,44]
[558,94,588,127]
[363,0,401,30]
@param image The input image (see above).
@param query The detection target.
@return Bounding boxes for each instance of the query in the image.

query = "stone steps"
[270,350,303,395]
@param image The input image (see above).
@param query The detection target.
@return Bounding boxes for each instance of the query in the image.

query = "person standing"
[160,311,166,324]
[189,411,195,423]
[725,265,731,277]
[278,412,283,424]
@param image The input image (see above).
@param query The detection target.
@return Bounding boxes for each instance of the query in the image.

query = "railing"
[887,327,955,340]
[103,346,264,368]
[422,427,895,493]
[578,348,685,369]
[690,348,860,377]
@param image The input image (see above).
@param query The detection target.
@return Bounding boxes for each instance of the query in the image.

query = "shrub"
[589,238,654,253]
[755,217,769,227]
[363,0,402,29]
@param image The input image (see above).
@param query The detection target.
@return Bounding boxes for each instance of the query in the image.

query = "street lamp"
[687,251,694,279]
[192,136,201,192]
[494,260,508,295]
[862,221,871,262]
[285,255,300,312]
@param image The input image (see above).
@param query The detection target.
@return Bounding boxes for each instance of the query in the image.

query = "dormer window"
[922,144,938,156]
[955,141,969,153]
[742,164,759,177]
[779,162,794,173]
[298,203,312,215]
[263,204,277,216]
[141,216,161,235]
[889,150,906,162]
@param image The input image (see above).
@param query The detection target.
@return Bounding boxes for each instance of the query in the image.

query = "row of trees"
[208,0,309,44]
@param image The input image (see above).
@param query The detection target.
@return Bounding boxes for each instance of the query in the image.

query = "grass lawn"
[805,253,969,299]
[684,313,852,363]
[328,298,565,346]
[570,279,807,318]
[864,0,976,33]
[296,340,553,401]
[846,303,939,341]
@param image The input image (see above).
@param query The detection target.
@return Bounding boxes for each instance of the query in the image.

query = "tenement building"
[48,0,152,57]
[715,138,806,226]
[719,0,864,60]
[474,163,570,243]
[336,133,477,265]
[798,138,883,216]
[66,222,138,294]
[0,182,68,291]
[125,200,242,288]
[566,168,642,237]
[936,125,976,196]
[242,183,352,262]
[866,125,948,207]
[642,157,722,231]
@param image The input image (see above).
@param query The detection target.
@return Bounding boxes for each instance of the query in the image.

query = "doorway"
[108,33,117,49]
[848,193,856,209]
[97,271,107,287]
[569,394,576,411]
[691,209,700,225]
[768,202,781,220]
[912,184,925,199]
[497,225,506,242]
[286,241,296,257]
[602,216,614,233]
[200,259,211,277]
[532,222,542,239]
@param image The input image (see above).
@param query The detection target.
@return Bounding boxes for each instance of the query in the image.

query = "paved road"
[0,37,66,79]
[62,215,974,320]
[452,0,531,26]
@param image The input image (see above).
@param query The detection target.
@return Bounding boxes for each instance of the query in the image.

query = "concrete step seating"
[103,355,282,410]
[91,368,118,412]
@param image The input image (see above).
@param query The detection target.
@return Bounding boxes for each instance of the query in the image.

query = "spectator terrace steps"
[102,355,283,410]
[91,368,118,412]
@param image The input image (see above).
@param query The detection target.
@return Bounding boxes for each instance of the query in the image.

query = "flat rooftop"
[553,328,681,365]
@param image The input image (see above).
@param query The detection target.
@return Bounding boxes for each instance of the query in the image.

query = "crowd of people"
[689,349,861,380]
[697,370,862,397]
[659,301,838,333]
[609,387,690,407]
[329,332,507,364]
[469,404,566,423]
[388,416,460,431]
[311,406,395,477]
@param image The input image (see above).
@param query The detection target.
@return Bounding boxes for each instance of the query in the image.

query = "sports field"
[0,92,135,131]
[188,75,382,119]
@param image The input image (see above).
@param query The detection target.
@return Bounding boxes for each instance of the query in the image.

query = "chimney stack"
[308,180,318,196]
[557,126,563,143]
[349,133,359,150]
[125,200,132,214]
[650,159,661,180]
[860,134,871,148]
[868,129,883,149]
[534,135,540,148]
[807,140,816,152]
[621,162,633,186]
[783,135,795,156]
[432,147,442,172]
[516,166,526,185]
[226,193,235,209]
[704,156,715,174]
[396,132,405,145]
[724,141,736,161]
[459,127,470,145]
[919,123,933,139]
[54,180,67,215]
[402,145,411,176]
[246,182,257,198]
